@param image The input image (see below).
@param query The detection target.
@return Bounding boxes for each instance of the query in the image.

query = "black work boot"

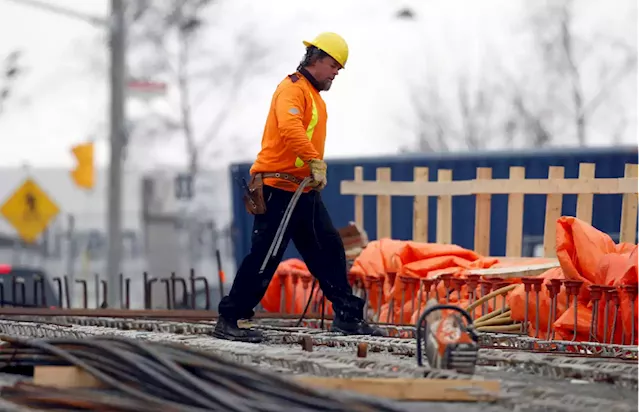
[212,316,264,343]
[330,316,387,337]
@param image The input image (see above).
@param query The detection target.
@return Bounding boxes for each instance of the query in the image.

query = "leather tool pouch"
[243,174,267,215]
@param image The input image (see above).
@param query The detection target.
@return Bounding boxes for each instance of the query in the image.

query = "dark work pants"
[218,185,365,322]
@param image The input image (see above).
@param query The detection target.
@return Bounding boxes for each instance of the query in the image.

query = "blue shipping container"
[228,146,638,269]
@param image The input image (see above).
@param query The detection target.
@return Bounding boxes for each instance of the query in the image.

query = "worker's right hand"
[308,159,327,190]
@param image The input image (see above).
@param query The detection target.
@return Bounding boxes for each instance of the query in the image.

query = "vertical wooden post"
[353,166,364,229]
[436,169,453,244]
[376,168,392,240]
[543,166,565,257]
[575,163,595,224]
[474,167,492,256]
[412,167,429,243]
[620,163,639,244]
[505,166,525,257]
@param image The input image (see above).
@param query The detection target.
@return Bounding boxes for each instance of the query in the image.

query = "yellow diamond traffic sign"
[0,178,60,244]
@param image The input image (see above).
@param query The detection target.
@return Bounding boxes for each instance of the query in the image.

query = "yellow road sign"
[0,178,60,244]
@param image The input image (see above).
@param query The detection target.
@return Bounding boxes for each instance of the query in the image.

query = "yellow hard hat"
[303,32,349,68]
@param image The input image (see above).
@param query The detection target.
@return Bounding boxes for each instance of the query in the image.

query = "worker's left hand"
[308,159,327,190]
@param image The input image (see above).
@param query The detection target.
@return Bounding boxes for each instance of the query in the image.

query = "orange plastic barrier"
[260,216,638,344]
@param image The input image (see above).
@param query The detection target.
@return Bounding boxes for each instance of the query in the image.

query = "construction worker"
[214,32,384,342]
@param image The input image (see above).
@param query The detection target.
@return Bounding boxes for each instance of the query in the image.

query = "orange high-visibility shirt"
[250,72,327,192]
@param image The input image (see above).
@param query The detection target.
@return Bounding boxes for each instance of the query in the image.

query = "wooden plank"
[35,366,104,389]
[376,167,392,240]
[468,261,560,278]
[436,169,453,244]
[620,163,639,244]
[412,167,429,242]
[488,256,557,263]
[296,376,500,402]
[340,177,638,197]
[575,163,595,224]
[353,166,364,229]
[474,167,492,256]
[505,167,525,257]
[543,166,565,257]
[35,366,500,402]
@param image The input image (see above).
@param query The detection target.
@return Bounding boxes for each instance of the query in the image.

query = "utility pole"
[6,0,132,308]
[106,0,127,309]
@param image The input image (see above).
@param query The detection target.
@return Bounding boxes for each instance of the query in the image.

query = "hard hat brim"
[302,37,347,68]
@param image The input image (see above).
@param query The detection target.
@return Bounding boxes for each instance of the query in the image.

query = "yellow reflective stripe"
[295,92,318,168]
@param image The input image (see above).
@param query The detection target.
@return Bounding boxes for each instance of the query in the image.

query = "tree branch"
[177,32,199,175]
[125,0,271,172]
[559,2,587,145]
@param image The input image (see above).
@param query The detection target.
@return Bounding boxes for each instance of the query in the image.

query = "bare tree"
[518,0,637,146]
[394,4,528,154]
[398,66,517,153]
[127,0,270,176]
[398,1,636,152]
[0,50,24,117]
[397,76,452,153]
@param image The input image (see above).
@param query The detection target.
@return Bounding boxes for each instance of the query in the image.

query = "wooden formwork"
[340,163,638,261]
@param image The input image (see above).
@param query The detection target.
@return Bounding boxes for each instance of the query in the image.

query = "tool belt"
[242,172,303,215]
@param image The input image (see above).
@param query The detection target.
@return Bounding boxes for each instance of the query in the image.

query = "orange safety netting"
[260,216,638,344]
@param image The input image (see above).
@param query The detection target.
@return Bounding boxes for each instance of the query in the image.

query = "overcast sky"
[0,0,636,171]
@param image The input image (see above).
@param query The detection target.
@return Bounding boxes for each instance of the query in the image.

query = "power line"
[3,0,108,27]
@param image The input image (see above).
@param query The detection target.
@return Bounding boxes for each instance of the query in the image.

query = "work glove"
[308,159,327,190]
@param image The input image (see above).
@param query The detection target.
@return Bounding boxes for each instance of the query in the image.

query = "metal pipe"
[160,278,172,309]
[100,280,108,308]
[147,278,158,309]
[172,275,188,309]
[63,276,71,308]
[75,279,88,309]
[53,278,63,308]
[124,278,131,309]
[194,277,210,310]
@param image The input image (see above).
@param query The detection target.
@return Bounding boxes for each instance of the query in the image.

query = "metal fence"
[0,166,237,310]
[0,213,235,310]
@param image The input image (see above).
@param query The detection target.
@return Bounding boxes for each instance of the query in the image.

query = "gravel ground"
[0,318,636,412]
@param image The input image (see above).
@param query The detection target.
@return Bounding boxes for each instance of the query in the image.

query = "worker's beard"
[321,78,333,91]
